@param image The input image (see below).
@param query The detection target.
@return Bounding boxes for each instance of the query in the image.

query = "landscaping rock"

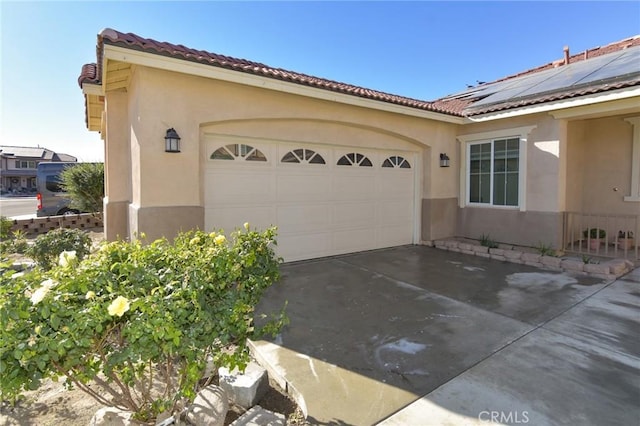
[541,256,562,268]
[89,407,134,426]
[185,385,229,426]
[219,362,269,410]
[561,259,585,272]
[522,252,541,263]
[504,250,523,260]
[230,406,285,426]
[584,263,612,275]
[489,248,505,256]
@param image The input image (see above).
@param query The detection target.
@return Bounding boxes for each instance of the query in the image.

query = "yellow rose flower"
[214,235,226,245]
[58,250,77,267]
[30,279,56,305]
[30,286,50,305]
[108,296,130,317]
[86,291,96,300]
[244,222,250,231]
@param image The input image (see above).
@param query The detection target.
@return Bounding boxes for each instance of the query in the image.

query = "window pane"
[505,173,519,205]
[211,147,234,160]
[494,173,505,205]
[382,159,393,168]
[337,155,352,166]
[494,139,506,158]
[246,149,267,161]
[399,159,410,169]
[281,152,299,163]
[360,158,373,167]
[480,173,491,203]
[293,149,304,159]
[506,157,519,172]
[469,175,480,202]
[308,154,326,164]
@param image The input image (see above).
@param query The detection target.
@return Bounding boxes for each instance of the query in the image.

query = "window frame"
[458,126,536,212]
[467,138,520,207]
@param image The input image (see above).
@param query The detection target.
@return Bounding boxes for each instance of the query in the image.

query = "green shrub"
[26,228,92,270]
[60,162,104,213]
[1,216,13,240]
[479,233,499,249]
[0,225,286,422]
[536,242,556,257]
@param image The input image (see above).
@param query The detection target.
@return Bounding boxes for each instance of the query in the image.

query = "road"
[0,197,38,219]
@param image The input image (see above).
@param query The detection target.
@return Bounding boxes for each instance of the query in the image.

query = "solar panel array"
[449,46,640,111]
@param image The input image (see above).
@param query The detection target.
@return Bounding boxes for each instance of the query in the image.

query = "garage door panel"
[205,172,274,205]
[207,206,276,232]
[377,201,414,225]
[332,202,376,228]
[333,228,377,253]
[278,233,332,261]
[377,224,414,248]
[277,204,331,234]
[277,174,332,202]
[377,175,415,198]
[332,174,377,200]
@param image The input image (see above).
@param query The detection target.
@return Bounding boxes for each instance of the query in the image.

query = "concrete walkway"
[252,246,640,425]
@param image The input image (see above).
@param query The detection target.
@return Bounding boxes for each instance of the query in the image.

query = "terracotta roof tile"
[79,29,640,121]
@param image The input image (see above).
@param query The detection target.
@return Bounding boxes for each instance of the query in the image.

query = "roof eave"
[102,43,465,124]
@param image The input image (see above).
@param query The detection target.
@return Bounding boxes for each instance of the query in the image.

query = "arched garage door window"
[211,144,267,161]
[382,156,411,169]
[337,153,372,167]
[281,149,326,164]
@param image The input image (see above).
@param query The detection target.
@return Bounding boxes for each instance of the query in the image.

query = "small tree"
[60,162,104,213]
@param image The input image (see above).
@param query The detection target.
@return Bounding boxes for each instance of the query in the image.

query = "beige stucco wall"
[455,114,569,248]
[567,116,637,216]
[106,63,460,241]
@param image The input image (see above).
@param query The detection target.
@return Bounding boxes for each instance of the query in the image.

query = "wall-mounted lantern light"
[439,153,450,167]
[165,128,181,153]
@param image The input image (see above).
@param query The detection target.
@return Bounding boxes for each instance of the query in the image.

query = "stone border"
[9,213,103,236]
[432,238,635,281]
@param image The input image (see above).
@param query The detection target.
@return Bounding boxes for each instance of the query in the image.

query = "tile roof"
[79,28,445,114]
[79,29,640,119]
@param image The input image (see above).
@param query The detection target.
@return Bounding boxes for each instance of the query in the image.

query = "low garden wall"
[432,238,635,281]
[9,213,103,236]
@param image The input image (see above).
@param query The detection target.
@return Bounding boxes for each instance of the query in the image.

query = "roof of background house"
[0,145,77,162]
[79,29,640,118]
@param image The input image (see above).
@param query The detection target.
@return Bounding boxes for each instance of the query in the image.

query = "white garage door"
[204,139,417,262]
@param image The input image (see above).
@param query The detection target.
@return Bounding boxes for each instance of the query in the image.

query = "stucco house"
[78,29,639,261]
[0,146,77,194]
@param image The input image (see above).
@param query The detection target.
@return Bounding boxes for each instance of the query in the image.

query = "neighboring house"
[0,146,77,194]
[78,29,640,261]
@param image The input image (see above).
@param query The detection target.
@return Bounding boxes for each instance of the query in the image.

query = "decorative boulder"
[185,384,229,426]
[219,362,269,409]
[89,407,134,426]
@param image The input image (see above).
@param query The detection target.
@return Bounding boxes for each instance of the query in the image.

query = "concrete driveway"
[253,246,640,425]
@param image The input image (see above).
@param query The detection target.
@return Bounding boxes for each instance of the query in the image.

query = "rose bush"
[0,225,287,423]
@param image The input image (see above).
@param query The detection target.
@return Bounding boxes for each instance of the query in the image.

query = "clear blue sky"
[1,1,639,162]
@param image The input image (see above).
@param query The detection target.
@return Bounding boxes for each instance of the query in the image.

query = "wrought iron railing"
[563,212,639,260]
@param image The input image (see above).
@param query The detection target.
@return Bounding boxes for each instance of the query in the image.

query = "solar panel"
[458,45,640,110]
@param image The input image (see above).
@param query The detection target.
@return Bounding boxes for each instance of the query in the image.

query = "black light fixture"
[439,153,450,167]
[165,128,181,153]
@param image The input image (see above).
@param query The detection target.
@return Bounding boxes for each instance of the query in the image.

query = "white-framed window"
[458,125,536,211]
[468,137,520,206]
